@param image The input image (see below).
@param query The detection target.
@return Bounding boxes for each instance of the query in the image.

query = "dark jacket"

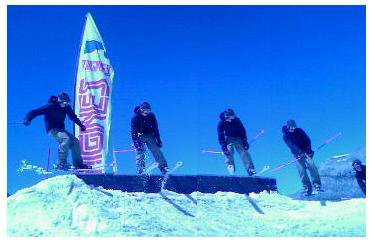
[282,126,313,157]
[131,106,161,146]
[354,164,366,195]
[24,96,84,132]
[217,112,248,151]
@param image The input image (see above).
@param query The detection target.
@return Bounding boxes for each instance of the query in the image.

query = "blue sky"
[7,5,365,194]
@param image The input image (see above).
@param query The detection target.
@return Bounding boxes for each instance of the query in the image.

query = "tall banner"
[74,13,114,168]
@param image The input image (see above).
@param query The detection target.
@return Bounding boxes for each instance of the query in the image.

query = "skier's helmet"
[224,108,235,118]
[352,159,363,171]
[140,102,151,110]
[286,120,297,128]
[139,102,152,114]
[58,92,71,103]
[352,159,362,167]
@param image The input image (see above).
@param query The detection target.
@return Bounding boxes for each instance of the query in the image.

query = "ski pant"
[135,134,169,175]
[355,175,366,195]
[49,128,83,167]
[295,155,321,192]
[224,136,255,176]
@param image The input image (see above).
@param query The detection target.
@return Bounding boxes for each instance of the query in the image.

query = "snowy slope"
[8,175,365,237]
[318,147,365,199]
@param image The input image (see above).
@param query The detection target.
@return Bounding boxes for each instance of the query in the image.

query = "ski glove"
[221,145,230,156]
[243,140,249,150]
[80,125,86,132]
[156,139,163,148]
[306,150,314,158]
[23,119,31,126]
[223,150,231,156]
[133,139,142,150]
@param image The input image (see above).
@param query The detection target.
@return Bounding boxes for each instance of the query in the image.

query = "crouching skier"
[217,108,257,176]
[23,92,90,170]
[131,102,169,175]
[282,120,323,196]
[352,159,366,196]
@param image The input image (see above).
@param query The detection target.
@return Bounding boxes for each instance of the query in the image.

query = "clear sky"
[7,5,365,195]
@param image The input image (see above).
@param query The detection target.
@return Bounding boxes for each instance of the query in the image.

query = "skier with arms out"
[23,92,89,170]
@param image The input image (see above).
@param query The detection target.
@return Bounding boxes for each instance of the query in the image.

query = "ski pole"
[269,156,302,172]
[112,145,118,174]
[201,129,266,155]
[255,165,271,176]
[201,150,225,154]
[113,148,136,153]
[45,147,51,179]
[314,132,342,151]
[269,131,342,173]
[249,129,266,144]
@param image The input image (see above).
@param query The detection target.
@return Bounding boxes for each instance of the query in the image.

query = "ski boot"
[53,162,72,171]
[248,169,257,176]
[226,164,235,175]
[137,165,146,175]
[160,166,170,176]
[139,172,150,192]
[313,184,324,194]
[75,163,92,170]
[143,162,159,175]
[302,187,313,197]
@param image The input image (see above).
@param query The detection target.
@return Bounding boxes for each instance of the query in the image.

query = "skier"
[131,102,169,175]
[282,120,323,196]
[217,108,256,176]
[23,92,89,170]
[352,159,366,195]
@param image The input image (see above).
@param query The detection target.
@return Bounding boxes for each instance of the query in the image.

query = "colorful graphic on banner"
[74,13,114,168]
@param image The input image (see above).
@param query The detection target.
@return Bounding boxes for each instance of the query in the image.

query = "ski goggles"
[288,126,296,131]
[352,161,362,167]
[224,115,235,120]
[141,108,151,114]
[58,100,70,105]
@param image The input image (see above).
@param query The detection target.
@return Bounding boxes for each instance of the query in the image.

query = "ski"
[71,169,103,174]
[160,161,183,191]
[143,162,159,175]
[51,167,104,175]
[17,160,53,175]
[254,165,271,176]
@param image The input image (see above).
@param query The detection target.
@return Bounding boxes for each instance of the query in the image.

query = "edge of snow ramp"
[75,174,277,194]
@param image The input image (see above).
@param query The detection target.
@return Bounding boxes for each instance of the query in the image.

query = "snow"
[8,175,365,237]
[316,146,366,200]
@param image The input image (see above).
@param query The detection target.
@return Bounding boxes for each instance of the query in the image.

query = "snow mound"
[8,175,365,237]
[318,146,366,200]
